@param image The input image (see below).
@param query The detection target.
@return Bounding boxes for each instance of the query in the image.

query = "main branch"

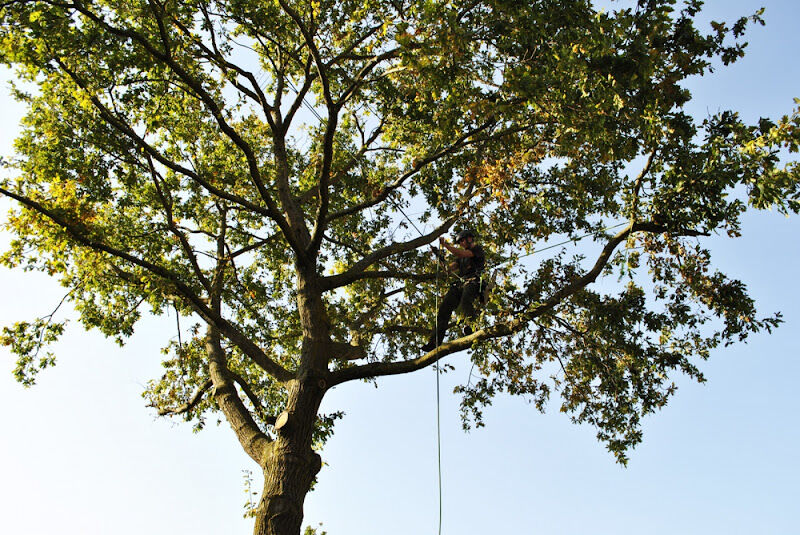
[206,330,272,463]
[327,221,707,386]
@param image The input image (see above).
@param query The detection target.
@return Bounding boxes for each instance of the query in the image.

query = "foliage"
[0,0,797,478]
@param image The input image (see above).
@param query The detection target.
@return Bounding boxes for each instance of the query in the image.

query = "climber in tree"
[421,229,486,352]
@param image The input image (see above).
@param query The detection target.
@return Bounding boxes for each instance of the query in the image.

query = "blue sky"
[1,1,798,534]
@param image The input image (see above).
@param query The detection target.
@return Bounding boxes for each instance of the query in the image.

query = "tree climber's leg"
[422,284,462,351]
[458,281,481,335]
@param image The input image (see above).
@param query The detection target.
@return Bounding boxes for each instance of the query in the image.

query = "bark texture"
[253,380,325,535]
[251,261,330,535]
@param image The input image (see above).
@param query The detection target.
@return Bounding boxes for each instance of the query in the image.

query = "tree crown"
[1,0,798,463]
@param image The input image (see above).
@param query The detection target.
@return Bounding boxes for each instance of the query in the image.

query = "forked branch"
[154,379,213,416]
[206,330,271,463]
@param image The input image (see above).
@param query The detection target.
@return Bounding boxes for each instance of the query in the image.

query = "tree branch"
[170,6,276,120]
[146,154,212,293]
[327,221,709,386]
[51,56,274,220]
[348,287,405,333]
[228,368,276,425]
[282,55,316,133]
[275,0,333,107]
[292,114,387,206]
[206,330,271,463]
[327,23,384,67]
[0,185,294,383]
[61,3,303,255]
[154,379,212,416]
[320,216,458,291]
[330,269,438,286]
[325,119,497,224]
[336,47,402,107]
[371,324,429,336]
[228,231,282,260]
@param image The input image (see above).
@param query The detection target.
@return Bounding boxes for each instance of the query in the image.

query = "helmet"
[455,229,476,242]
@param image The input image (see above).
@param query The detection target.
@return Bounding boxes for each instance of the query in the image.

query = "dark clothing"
[425,245,485,349]
[456,245,485,280]
[425,281,481,348]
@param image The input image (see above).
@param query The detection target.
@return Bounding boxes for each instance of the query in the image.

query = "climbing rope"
[383,193,446,534]
[434,254,443,535]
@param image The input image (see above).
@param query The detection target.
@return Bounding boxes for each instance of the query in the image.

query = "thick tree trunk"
[249,262,330,535]
[252,379,325,535]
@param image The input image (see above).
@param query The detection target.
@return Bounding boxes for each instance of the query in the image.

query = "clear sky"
[1,1,798,534]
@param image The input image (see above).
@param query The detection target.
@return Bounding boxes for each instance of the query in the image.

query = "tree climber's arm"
[439,237,475,258]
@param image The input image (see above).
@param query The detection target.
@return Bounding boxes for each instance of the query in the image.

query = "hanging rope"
[381,192,450,533]
[434,253,443,535]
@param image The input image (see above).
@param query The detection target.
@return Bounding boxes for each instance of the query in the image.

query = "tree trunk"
[252,379,324,535]
[250,263,330,535]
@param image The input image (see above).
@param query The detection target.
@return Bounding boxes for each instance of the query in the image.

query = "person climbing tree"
[422,230,486,352]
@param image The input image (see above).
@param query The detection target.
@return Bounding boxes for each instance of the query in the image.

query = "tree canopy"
[1,0,798,533]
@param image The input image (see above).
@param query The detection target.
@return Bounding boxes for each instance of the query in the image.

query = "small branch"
[228,232,281,260]
[291,114,387,207]
[146,153,212,292]
[349,287,405,332]
[336,47,402,107]
[228,368,276,424]
[321,234,434,284]
[155,379,212,416]
[327,23,384,66]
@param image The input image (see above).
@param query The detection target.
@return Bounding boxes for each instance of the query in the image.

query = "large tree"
[1,1,798,534]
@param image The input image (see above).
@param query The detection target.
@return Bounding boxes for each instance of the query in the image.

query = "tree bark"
[251,257,331,535]
[252,379,325,535]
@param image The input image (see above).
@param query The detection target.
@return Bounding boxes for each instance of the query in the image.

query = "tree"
[1,1,798,534]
